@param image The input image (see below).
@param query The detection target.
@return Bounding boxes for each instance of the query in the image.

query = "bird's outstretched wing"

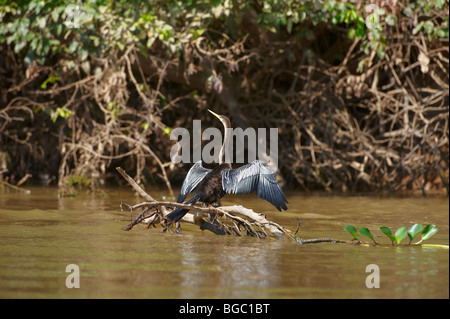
[222,160,288,211]
[177,161,211,203]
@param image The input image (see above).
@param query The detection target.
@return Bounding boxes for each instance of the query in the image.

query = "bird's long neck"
[219,118,231,166]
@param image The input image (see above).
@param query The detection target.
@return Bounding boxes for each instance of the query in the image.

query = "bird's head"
[208,109,231,128]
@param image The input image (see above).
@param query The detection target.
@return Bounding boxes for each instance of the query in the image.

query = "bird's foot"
[211,200,222,208]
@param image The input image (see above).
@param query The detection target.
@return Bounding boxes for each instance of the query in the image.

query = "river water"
[0,187,448,299]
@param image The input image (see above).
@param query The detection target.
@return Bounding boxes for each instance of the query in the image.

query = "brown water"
[0,187,448,299]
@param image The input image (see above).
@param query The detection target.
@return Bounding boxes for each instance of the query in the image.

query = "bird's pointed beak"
[208,109,221,120]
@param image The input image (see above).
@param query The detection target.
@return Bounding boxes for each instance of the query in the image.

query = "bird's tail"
[165,198,197,222]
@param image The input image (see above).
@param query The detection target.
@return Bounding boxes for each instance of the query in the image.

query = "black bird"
[165,110,288,222]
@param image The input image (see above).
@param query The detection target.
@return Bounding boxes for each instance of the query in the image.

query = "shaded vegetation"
[0,0,448,196]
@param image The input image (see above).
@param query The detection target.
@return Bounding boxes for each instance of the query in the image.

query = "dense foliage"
[0,0,448,195]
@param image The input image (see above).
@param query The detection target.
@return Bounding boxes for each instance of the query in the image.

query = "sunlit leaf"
[81,61,90,74]
[385,14,396,26]
[394,226,407,245]
[423,21,434,35]
[380,226,395,245]
[344,225,358,240]
[413,21,424,35]
[407,224,423,244]
[421,224,438,241]
[146,36,155,48]
[14,40,26,53]
[359,227,377,244]
[163,126,172,136]
[40,76,60,89]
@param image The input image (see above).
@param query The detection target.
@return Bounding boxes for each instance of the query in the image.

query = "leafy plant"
[407,224,424,245]
[51,107,72,123]
[345,224,439,246]
[344,225,358,240]
[416,224,439,245]
[380,226,395,245]
[359,227,377,245]
[40,75,60,89]
[394,226,407,245]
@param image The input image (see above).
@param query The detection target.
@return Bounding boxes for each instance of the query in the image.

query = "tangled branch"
[116,166,362,247]
[117,166,292,238]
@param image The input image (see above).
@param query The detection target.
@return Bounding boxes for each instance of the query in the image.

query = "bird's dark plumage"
[222,160,288,211]
[165,110,287,222]
[176,161,212,203]
[166,160,287,222]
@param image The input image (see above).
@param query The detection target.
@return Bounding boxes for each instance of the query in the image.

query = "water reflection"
[175,237,285,298]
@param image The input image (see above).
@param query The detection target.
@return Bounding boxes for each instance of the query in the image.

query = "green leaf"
[52,107,72,122]
[385,14,396,26]
[394,226,407,245]
[435,0,446,9]
[357,58,366,73]
[359,227,377,244]
[413,21,424,35]
[40,76,60,89]
[421,224,438,241]
[423,21,434,35]
[78,48,88,61]
[163,126,172,136]
[117,42,125,51]
[146,36,155,48]
[380,226,395,244]
[66,41,79,54]
[81,60,90,74]
[407,224,423,244]
[14,40,26,53]
[437,28,449,38]
[344,225,358,240]
[24,51,35,67]
[286,19,293,34]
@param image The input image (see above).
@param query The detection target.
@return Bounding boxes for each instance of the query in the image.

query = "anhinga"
[165,110,288,222]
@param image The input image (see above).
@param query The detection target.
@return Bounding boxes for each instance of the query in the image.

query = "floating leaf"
[421,224,438,242]
[407,224,423,244]
[359,227,377,244]
[394,226,407,245]
[344,225,358,240]
[380,226,395,245]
